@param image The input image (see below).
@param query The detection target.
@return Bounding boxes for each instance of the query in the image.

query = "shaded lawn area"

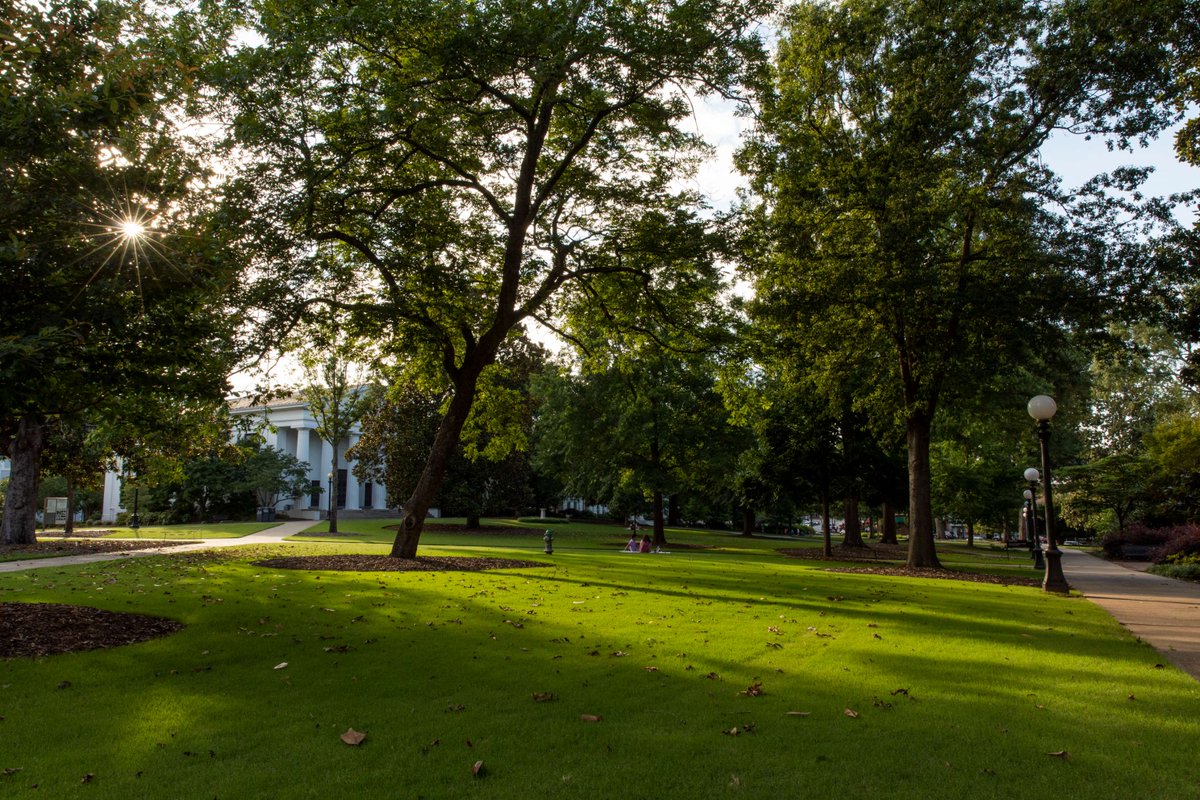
[0,540,1197,799]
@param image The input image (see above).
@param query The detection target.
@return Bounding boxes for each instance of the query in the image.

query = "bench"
[1003,540,1032,550]
[1116,543,1156,560]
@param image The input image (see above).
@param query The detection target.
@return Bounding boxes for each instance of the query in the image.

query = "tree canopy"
[202,0,769,556]
[1,0,243,543]
[740,0,1191,566]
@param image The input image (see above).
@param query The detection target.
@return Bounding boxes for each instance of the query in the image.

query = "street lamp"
[1028,395,1070,594]
[1022,485,1044,569]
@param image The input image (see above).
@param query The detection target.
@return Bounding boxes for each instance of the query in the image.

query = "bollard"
[543,529,554,554]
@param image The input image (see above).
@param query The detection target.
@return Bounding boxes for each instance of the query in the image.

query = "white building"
[101,394,392,523]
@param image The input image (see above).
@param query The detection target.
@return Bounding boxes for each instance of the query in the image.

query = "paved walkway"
[1061,548,1200,680]
[0,520,314,574]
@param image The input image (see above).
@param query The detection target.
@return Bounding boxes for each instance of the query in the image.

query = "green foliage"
[740,0,1189,565]
[199,0,769,552]
[0,0,245,542]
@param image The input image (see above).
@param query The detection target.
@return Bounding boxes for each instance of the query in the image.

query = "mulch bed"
[0,539,186,559]
[0,602,185,659]
[251,554,549,572]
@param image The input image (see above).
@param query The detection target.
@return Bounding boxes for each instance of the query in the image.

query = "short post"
[543,529,554,554]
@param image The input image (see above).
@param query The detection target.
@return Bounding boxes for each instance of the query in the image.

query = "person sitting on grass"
[625,534,639,552]
[639,534,652,553]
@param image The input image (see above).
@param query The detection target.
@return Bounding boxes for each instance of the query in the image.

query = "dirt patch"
[1,602,185,659]
[823,566,1039,587]
[0,539,185,559]
[37,529,119,538]
[251,554,549,572]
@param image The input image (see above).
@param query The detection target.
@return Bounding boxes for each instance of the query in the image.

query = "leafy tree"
[204,0,769,557]
[0,0,241,543]
[534,345,736,545]
[297,332,375,534]
[353,336,549,526]
[40,420,108,534]
[740,0,1186,567]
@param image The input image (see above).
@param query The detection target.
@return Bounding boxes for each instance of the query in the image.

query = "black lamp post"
[1028,395,1070,594]
[1022,484,1044,569]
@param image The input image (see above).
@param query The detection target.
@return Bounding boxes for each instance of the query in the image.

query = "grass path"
[1,525,1197,798]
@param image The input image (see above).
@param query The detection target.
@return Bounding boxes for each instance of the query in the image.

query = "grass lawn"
[101,521,276,540]
[1,525,1197,799]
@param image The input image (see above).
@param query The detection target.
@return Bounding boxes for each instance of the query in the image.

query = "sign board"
[44,497,69,526]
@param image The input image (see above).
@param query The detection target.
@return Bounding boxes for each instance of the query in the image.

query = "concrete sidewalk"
[0,520,314,574]
[1061,548,1200,680]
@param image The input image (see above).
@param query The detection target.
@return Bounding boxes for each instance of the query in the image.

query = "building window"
[310,480,321,509]
[363,481,373,508]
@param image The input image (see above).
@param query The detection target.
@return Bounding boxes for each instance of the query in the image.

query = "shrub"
[1153,527,1200,563]
[1147,554,1200,582]
[1100,523,1173,558]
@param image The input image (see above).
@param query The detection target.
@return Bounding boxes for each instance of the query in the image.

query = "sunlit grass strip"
[0,540,1195,799]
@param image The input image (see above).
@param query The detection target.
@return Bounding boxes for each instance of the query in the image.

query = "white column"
[344,433,361,510]
[295,426,310,468]
[101,468,124,523]
[294,428,311,506]
[272,425,288,453]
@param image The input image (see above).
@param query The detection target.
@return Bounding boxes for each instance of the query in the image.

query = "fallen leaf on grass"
[340,729,366,746]
[531,692,557,702]
[643,666,659,672]
[472,760,486,777]
[1046,750,1069,759]
[705,672,720,680]
[785,711,811,717]
[722,723,756,736]
[890,688,909,696]
[580,714,603,723]
[844,708,859,718]
[740,682,764,697]
[2,767,22,776]
[81,774,94,784]
[274,662,288,670]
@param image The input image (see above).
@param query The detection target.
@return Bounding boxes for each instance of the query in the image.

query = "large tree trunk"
[390,357,488,558]
[842,495,865,547]
[667,493,682,527]
[880,500,898,544]
[2,418,45,545]
[465,514,481,529]
[652,489,667,545]
[740,505,754,537]
[905,411,941,568]
[966,519,975,548]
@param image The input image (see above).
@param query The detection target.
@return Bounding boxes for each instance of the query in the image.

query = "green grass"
[101,521,274,539]
[1,531,1197,799]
